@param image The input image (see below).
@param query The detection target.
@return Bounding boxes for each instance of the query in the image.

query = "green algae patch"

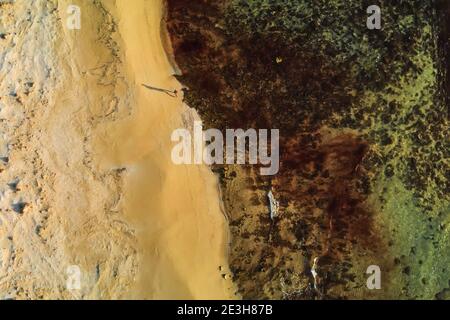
[371,176,450,299]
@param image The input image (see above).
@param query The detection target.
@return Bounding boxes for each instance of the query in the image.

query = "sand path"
[93,0,236,299]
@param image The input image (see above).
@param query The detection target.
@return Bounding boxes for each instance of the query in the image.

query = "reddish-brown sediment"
[165,0,392,299]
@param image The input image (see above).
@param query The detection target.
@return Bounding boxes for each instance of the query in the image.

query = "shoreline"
[160,0,232,231]
[159,0,237,295]
[160,0,182,77]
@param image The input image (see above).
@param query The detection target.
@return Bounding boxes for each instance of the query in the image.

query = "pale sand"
[0,0,140,299]
[0,0,235,299]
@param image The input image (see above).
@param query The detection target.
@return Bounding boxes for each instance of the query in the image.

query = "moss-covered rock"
[166,0,449,299]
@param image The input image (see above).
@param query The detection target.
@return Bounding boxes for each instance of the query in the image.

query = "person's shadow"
[142,84,177,97]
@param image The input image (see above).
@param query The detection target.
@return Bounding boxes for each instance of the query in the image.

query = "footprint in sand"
[0,234,12,275]
[7,178,19,192]
[11,200,26,214]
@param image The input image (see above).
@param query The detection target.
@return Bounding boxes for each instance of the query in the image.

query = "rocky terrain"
[166,0,450,299]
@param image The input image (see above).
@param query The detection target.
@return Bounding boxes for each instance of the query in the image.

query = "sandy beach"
[0,0,236,299]
[99,0,237,299]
